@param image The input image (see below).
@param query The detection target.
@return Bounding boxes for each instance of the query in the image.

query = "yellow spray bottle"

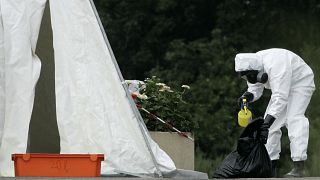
[238,98,252,127]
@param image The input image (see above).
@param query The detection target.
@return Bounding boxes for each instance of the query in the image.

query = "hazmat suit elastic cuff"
[263,114,276,127]
[266,112,279,120]
[242,92,254,102]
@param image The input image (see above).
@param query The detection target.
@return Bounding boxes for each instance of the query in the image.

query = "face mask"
[257,71,268,84]
[239,70,268,84]
[248,73,258,83]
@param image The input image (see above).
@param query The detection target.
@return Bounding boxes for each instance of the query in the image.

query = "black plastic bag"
[213,118,272,178]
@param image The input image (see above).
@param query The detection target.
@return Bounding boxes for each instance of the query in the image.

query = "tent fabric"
[0,0,46,176]
[49,0,176,175]
[0,0,4,148]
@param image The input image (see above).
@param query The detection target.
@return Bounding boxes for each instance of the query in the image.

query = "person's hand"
[259,123,269,144]
[238,92,254,108]
[259,114,276,144]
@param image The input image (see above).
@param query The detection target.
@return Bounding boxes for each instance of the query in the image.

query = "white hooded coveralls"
[235,48,315,161]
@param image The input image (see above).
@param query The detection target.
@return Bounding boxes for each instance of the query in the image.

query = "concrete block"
[149,132,194,170]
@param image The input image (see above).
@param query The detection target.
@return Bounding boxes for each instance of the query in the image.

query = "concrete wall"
[149,132,194,170]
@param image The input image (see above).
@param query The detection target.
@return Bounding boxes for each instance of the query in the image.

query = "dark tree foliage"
[94,0,218,79]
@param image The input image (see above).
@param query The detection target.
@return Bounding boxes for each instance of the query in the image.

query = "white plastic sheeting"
[0,0,46,176]
[49,0,176,176]
[0,1,4,148]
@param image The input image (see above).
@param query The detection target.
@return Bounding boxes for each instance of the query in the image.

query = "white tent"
[0,0,208,178]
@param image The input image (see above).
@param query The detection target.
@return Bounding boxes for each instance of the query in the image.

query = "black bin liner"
[213,117,272,178]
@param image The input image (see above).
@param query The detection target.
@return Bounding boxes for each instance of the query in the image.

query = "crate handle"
[22,154,31,161]
[90,154,98,161]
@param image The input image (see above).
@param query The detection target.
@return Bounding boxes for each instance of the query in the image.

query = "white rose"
[181,85,190,89]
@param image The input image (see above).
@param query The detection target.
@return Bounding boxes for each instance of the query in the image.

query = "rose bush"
[131,76,197,132]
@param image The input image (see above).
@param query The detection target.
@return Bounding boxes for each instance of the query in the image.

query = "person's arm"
[265,51,292,119]
[259,50,292,144]
[247,82,265,102]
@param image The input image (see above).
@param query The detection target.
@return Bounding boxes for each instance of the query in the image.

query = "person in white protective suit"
[0,0,46,176]
[234,48,315,178]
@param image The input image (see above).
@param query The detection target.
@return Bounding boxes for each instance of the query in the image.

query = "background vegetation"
[94,0,320,177]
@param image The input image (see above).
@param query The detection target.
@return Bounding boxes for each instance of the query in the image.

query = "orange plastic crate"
[12,154,104,177]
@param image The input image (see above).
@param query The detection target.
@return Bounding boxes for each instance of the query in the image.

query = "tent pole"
[87,0,163,177]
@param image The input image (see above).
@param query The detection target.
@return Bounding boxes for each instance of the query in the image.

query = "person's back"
[257,48,315,89]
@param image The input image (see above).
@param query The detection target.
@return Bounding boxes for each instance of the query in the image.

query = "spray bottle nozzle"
[242,98,248,114]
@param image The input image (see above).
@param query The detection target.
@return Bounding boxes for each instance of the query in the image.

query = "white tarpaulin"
[0,0,46,176]
[0,0,176,177]
[49,0,175,176]
[0,0,4,148]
